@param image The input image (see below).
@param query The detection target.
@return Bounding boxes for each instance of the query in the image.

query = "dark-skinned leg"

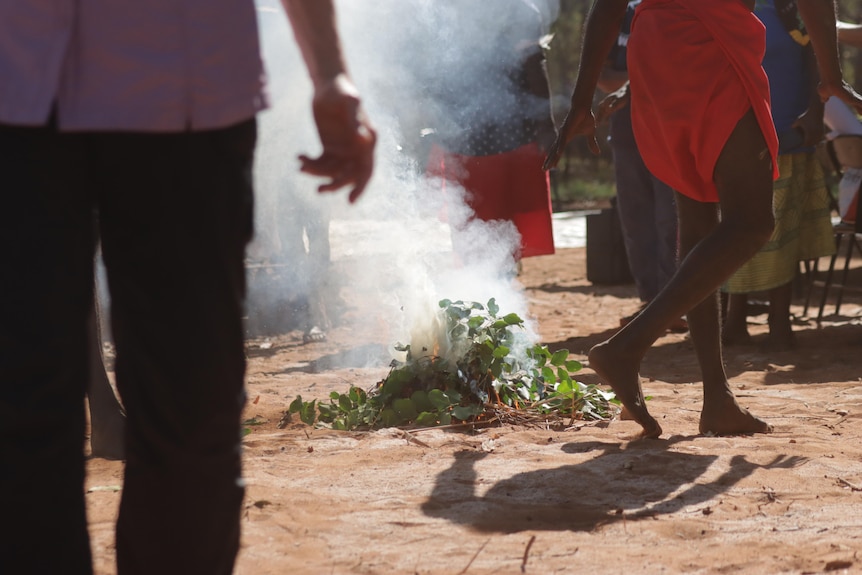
[722,292,753,346]
[766,281,795,350]
[589,108,775,437]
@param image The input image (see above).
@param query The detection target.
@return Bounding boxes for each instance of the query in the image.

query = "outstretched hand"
[300,75,377,203]
[542,105,600,171]
[819,79,862,116]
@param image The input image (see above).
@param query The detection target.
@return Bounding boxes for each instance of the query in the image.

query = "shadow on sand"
[422,438,803,533]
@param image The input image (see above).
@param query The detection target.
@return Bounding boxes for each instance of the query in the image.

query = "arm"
[544,0,628,169]
[792,45,825,147]
[796,0,862,114]
[281,0,376,203]
[523,47,558,152]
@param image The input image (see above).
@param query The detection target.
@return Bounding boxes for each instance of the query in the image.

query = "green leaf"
[490,361,503,379]
[428,389,452,410]
[502,312,523,326]
[299,400,316,426]
[452,404,482,421]
[565,360,583,372]
[541,366,556,383]
[380,408,399,427]
[493,345,510,358]
[288,396,303,413]
[393,398,418,421]
[411,390,433,412]
[557,367,571,384]
[550,349,569,366]
[338,394,353,413]
[487,298,499,316]
[349,387,366,404]
[415,412,439,427]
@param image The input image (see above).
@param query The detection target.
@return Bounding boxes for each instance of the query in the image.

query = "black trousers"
[0,118,256,574]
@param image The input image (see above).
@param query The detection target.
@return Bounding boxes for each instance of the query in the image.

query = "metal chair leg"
[817,233,845,323]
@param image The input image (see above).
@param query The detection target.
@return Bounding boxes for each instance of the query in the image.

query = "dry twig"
[520,535,536,573]
[457,538,490,575]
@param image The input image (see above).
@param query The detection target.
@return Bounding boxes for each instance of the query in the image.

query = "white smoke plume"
[250,0,560,365]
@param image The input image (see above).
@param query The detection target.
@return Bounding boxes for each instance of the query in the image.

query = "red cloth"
[427,142,556,258]
[628,0,779,203]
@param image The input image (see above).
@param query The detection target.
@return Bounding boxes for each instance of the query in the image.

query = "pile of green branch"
[287,298,617,431]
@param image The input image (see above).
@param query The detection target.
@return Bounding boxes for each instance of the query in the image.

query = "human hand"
[301,75,377,203]
[536,121,559,155]
[818,79,862,117]
[793,108,825,147]
[542,105,599,171]
[595,83,630,123]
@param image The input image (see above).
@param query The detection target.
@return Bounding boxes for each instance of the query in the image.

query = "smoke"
[249,0,560,364]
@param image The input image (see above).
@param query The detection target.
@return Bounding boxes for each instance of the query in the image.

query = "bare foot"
[699,390,772,436]
[762,331,796,352]
[589,342,662,438]
[764,321,796,351]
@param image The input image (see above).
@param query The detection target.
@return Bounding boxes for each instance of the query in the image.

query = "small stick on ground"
[399,430,431,448]
[837,477,862,491]
[520,535,536,573]
[457,538,490,575]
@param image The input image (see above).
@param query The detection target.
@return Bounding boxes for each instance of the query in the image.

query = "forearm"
[281,0,349,87]
[803,46,824,116]
[796,0,841,86]
[568,0,629,108]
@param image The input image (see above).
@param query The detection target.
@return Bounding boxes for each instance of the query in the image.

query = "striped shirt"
[0,0,267,131]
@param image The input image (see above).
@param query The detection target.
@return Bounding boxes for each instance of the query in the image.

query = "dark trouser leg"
[613,144,679,302]
[87,282,126,460]
[94,120,256,575]
[0,123,96,574]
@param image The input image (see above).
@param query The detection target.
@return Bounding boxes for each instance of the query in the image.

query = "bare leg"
[589,109,775,437]
[722,292,753,346]
[766,281,795,350]
[87,289,126,460]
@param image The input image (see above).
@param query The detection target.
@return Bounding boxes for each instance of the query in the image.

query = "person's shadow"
[421,438,804,533]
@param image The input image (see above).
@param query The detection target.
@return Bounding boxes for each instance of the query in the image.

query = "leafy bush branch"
[288,298,617,430]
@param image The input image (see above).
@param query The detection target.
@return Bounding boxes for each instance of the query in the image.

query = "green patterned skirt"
[724,152,836,294]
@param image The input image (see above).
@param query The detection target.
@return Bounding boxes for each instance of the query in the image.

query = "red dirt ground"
[85,246,862,575]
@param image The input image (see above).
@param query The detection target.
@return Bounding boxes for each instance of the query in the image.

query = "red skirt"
[427,142,556,258]
[628,0,779,203]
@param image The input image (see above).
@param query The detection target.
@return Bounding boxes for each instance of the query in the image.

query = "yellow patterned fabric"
[724,152,835,293]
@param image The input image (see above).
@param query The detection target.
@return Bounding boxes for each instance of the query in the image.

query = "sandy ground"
[85,245,862,575]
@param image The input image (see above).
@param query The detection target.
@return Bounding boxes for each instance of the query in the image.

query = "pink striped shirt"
[0,0,268,131]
